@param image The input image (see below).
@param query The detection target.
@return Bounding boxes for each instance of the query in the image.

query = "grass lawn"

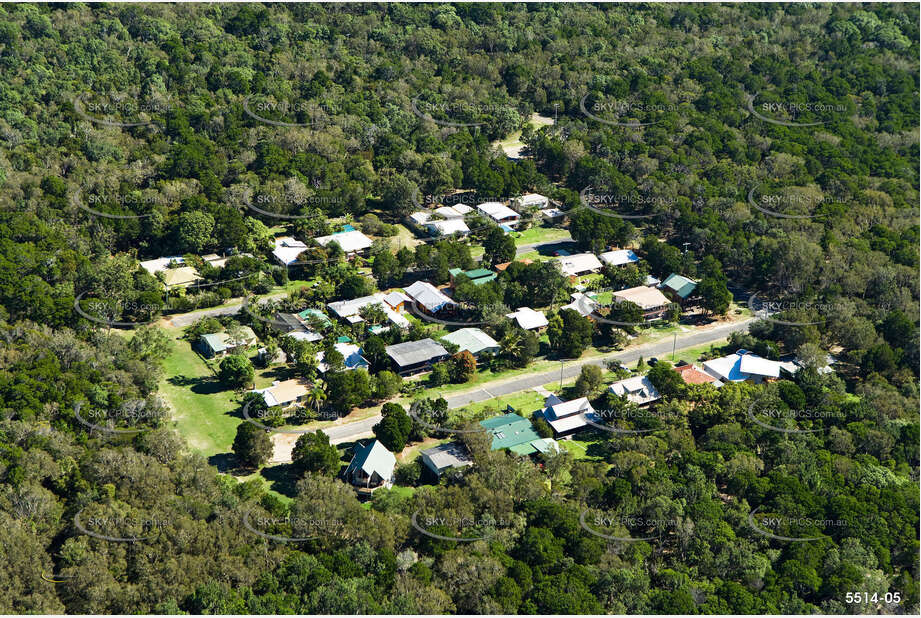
[159,328,242,458]
[389,224,425,252]
[512,226,571,246]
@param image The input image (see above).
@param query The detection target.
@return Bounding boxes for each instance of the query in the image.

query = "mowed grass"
[159,327,243,458]
[512,225,571,246]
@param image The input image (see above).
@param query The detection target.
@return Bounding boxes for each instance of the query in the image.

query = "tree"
[573,364,604,397]
[451,350,477,383]
[548,309,593,358]
[429,361,451,386]
[373,403,413,452]
[175,210,215,253]
[305,382,327,414]
[292,431,340,475]
[698,277,732,315]
[219,354,254,389]
[373,370,403,400]
[646,362,684,398]
[501,327,539,368]
[232,422,272,468]
[363,335,389,371]
[482,226,516,267]
[326,369,372,413]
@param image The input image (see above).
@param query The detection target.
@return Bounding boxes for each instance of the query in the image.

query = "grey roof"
[385,338,449,367]
[441,327,499,355]
[421,442,473,471]
[346,440,396,481]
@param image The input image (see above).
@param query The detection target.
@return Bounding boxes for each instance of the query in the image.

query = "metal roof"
[385,338,449,367]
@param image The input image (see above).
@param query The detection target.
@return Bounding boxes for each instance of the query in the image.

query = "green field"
[512,225,571,246]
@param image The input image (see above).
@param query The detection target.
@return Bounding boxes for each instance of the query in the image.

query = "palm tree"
[306,381,327,415]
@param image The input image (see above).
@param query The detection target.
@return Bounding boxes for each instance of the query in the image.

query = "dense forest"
[0,3,917,614]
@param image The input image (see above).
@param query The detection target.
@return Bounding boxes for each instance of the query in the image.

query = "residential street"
[310,317,754,447]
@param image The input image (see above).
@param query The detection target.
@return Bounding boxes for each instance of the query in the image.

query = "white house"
[272,237,310,266]
[327,294,410,329]
[513,193,549,210]
[599,249,640,267]
[556,252,603,277]
[316,342,370,373]
[562,292,598,317]
[315,230,373,257]
[505,306,548,330]
[609,375,661,406]
[403,281,455,313]
[425,218,470,237]
[703,350,790,385]
[477,202,520,228]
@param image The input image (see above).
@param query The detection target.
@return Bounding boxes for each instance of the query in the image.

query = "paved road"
[444,318,753,409]
[163,292,288,328]
[315,318,754,446]
[515,237,575,256]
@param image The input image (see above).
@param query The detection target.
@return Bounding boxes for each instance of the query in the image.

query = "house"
[506,307,549,331]
[327,294,411,329]
[317,342,370,373]
[449,267,496,287]
[609,375,661,406]
[406,211,432,229]
[541,207,565,220]
[403,281,455,314]
[599,249,640,267]
[702,349,790,385]
[674,363,722,386]
[272,237,310,266]
[139,256,203,288]
[540,395,601,435]
[612,286,672,321]
[381,291,411,313]
[345,440,396,492]
[495,258,533,272]
[434,205,470,219]
[645,275,661,287]
[659,273,698,305]
[563,292,598,317]
[385,338,450,375]
[479,413,547,455]
[477,202,520,228]
[425,218,470,237]
[252,378,311,408]
[420,442,473,477]
[198,326,258,358]
[297,308,333,328]
[315,230,373,258]
[274,312,308,333]
[285,330,322,343]
[161,266,203,288]
[513,193,549,210]
[441,327,500,357]
[556,252,603,277]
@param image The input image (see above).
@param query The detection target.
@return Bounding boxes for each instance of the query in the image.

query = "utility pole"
[559,359,564,390]
[672,332,677,361]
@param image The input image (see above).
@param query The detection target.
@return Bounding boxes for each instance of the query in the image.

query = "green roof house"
[198,326,257,358]
[659,273,698,303]
[450,267,497,287]
[479,413,544,455]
